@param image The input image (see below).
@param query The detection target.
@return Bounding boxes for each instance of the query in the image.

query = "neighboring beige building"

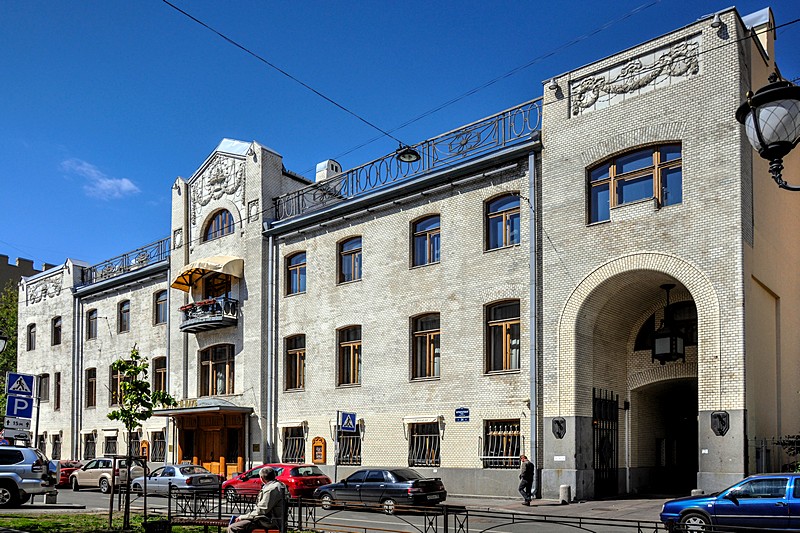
[15,5,800,500]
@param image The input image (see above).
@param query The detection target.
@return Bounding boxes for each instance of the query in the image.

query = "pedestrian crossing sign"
[5,372,34,397]
[340,411,357,432]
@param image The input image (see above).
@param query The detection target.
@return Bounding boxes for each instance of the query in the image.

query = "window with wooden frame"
[203,273,232,299]
[588,143,682,223]
[412,216,441,267]
[338,237,362,283]
[26,324,36,351]
[87,310,98,340]
[154,290,168,325]
[110,365,123,406]
[486,194,521,250]
[153,357,167,392]
[337,326,361,386]
[486,300,521,372]
[39,374,50,402]
[200,344,234,396]
[287,252,307,295]
[411,314,440,379]
[51,316,62,346]
[86,368,97,407]
[118,300,130,333]
[285,335,306,390]
[203,209,235,242]
[54,372,61,411]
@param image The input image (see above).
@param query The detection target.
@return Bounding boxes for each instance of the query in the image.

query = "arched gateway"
[543,252,721,499]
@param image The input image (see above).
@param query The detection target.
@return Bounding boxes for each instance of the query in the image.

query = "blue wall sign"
[455,407,470,422]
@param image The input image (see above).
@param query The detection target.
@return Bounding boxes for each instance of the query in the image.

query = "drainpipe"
[528,151,540,498]
[164,269,172,467]
[265,234,275,461]
[71,291,80,459]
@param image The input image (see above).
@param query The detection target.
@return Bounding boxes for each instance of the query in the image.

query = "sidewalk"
[446,494,668,522]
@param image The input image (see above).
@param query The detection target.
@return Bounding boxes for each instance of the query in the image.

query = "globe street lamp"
[736,73,800,190]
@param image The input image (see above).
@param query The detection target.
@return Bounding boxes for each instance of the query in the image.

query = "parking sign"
[5,396,34,419]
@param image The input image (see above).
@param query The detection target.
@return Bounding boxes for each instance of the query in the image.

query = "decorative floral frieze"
[571,36,700,116]
[26,272,64,304]
[190,154,245,226]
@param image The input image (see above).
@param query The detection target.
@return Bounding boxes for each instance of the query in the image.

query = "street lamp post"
[736,73,800,190]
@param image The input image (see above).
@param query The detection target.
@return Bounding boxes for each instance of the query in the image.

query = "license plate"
[200,478,212,484]
[427,494,438,500]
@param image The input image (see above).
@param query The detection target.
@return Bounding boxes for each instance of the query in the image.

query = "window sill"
[410,261,440,270]
[284,387,304,393]
[286,291,307,298]
[336,383,361,389]
[484,243,521,253]
[410,376,441,383]
[484,369,521,376]
[337,279,362,286]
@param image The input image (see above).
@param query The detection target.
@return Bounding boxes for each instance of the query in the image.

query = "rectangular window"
[86,368,96,408]
[481,420,521,468]
[281,426,305,463]
[39,374,50,403]
[203,274,231,299]
[27,324,36,351]
[118,300,130,333]
[408,422,440,467]
[104,436,118,456]
[338,327,361,386]
[87,310,97,340]
[51,435,62,460]
[110,367,123,406]
[151,431,166,462]
[37,435,46,454]
[337,425,362,466]
[128,434,140,457]
[153,357,167,392]
[412,314,440,379]
[54,373,61,411]
[155,291,168,324]
[588,144,682,223]
[52,316,62,346]
[200,345,234,396]
[487,301,521,372]
[84,435,96,460]
[285,335,305,390]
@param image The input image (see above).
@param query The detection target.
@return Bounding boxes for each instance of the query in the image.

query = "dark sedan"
[313,468,446,514]
[660,473,800,531]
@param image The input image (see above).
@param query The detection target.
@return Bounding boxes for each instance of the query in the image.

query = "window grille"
[337,426,362,466]
[37,435,46,454]
[128,435,140,457]
[151,432,166,462]
[481,420,522,468]
[51,435,62,460]
[104,436,118,456]
[282,427,305,463]
[84,435,96,460]
[408,422,440,467]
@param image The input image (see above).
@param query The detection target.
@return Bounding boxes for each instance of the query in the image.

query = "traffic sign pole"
[33,374,41,452]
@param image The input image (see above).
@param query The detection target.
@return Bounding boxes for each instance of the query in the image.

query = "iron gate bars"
[593,387,619,499]
[275,98,542,220]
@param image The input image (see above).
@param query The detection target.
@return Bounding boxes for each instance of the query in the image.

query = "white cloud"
[61,158,141,200]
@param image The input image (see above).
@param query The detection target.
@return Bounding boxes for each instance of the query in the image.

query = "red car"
[57,460,83,487]
[222,463,331,500]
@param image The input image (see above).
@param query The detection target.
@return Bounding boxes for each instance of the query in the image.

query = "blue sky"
[2,0,799,267]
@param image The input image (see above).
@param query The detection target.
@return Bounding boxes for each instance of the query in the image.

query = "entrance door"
[593,388,619,498]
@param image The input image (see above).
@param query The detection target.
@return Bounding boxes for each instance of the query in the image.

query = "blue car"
[660,473,800,530]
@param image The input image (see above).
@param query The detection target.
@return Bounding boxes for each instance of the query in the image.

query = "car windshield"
[290,466,325,477]
[390,469,423,481]
[180,466,210,475]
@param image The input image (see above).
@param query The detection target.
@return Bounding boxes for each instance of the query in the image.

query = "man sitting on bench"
[228,467,286,533]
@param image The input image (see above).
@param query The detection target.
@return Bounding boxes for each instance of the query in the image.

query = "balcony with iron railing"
[275,98,542,221]
[79,237,171,287]
[179,297,239,333]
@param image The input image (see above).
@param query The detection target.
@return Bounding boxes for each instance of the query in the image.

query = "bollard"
[559,485,571,504]
[45,492,58,504]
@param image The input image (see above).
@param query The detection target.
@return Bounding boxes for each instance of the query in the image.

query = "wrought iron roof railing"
[275,98,542,221]
[80,237,170,286]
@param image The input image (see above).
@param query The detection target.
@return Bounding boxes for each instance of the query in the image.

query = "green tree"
[0,280,19,414]
[108,344,176,530]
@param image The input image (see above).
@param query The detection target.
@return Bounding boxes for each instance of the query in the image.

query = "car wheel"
[18,493,31,505]
[71,478,80,492]
[382,498,397,515]
[680,512,711,531]
[132,483,143,495]
[225,488,238,502]
[99,478,111,494]
[0,483,20,508]
[320,493,334,510]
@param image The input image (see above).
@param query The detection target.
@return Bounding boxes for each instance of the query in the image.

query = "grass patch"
[0,513,209,532]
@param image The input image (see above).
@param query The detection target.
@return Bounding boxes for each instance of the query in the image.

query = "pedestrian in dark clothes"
[518,454,534,505]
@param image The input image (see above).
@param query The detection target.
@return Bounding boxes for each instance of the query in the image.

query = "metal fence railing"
[749,435,800,473]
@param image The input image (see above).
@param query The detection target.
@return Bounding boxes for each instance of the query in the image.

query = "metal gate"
[593,388,618,498]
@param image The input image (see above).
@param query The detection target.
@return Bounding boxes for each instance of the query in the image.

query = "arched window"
[51,316,62,346]
[118,300,130,333]
[486,300,520,372]
[287,252,307,295]
[486,195,520,250]
[154,290,168,325]
[203,210,235,242]
[412,216,441,266]
[412,314,440,379]
[87,310,98,340]
[338,237,362,283]
[588,143,682,223]
[26,324,36,351]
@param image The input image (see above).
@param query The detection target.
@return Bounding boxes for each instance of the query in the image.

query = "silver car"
[131,464,220,495]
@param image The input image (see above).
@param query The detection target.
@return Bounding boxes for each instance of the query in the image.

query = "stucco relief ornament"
[190,155,245,225]
[27,273,64,304]
[571,40,700,115]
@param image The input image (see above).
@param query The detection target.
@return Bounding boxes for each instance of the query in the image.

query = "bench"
[170,516,280,533]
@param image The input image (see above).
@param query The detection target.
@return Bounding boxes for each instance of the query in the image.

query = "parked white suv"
[0,445,59,507]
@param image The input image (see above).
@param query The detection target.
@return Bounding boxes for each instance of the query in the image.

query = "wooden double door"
[176,413,245,478]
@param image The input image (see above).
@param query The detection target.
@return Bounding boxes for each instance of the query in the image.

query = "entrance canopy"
[171,255,243,292]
